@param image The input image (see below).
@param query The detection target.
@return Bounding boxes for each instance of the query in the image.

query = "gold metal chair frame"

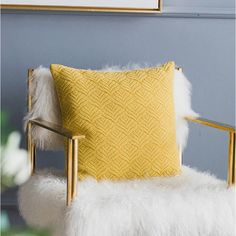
[26,68,236,206]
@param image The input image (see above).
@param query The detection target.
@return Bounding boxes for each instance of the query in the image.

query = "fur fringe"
[24,66,64,150]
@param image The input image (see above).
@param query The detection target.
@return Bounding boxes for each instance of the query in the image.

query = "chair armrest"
[185,116,235,187]
[185,117,236,133]
[28,119,85,205]
[29,119,86,140]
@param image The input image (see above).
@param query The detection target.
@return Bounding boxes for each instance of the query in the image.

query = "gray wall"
[1,8,235,206]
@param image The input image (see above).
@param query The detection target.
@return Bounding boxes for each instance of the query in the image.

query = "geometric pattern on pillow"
[50,62,181,180]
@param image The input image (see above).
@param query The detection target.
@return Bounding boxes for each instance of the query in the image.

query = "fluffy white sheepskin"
[24,66,63,150]
[18,166,235,236]
[24,64,198,151]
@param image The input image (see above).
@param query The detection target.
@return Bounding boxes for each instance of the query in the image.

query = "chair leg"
[72,139,79,199]
[227,132,235,186]
[67,139,73,206]
[27,122,36,175]
[67,138,79,206]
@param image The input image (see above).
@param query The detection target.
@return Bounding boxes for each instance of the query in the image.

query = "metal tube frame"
[185,116,236,187]
[27,69,84,206]
[27,124,81,206]
[27,69,36,175]
[66,138,79,205]
[227,132,235,186]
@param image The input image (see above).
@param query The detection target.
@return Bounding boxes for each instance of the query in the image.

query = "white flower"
[1,131,30,185]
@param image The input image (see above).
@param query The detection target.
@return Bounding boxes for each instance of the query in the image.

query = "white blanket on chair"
[18,166,235,236]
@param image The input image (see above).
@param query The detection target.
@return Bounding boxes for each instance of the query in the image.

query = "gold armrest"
[27,118,85,206]
[185,117,236,133]
[185,116,235,187]
[29,119,85,139]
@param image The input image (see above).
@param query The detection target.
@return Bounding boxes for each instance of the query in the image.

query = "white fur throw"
[24,65,198,151]
[18,166,235,236]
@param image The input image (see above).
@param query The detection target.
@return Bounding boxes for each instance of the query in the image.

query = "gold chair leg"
[227,132,235,187]
[28,122,36,175]
[67,138,79,206]
[72,139,79,199]
[67,139,73,206]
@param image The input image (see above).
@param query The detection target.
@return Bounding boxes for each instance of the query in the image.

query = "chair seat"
[18,166,235,236]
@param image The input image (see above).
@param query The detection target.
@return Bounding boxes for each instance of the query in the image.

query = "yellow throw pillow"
[50,62,180,180]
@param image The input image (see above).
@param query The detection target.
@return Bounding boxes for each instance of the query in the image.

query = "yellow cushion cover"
[50,62,180,180]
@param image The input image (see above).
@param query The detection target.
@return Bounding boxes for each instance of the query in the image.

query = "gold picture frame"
[1,0,162,13]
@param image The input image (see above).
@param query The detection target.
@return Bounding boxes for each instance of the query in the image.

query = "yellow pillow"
[50,62,180,180]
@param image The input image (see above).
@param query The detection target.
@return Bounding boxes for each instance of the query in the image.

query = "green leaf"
[1,111,14,145]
